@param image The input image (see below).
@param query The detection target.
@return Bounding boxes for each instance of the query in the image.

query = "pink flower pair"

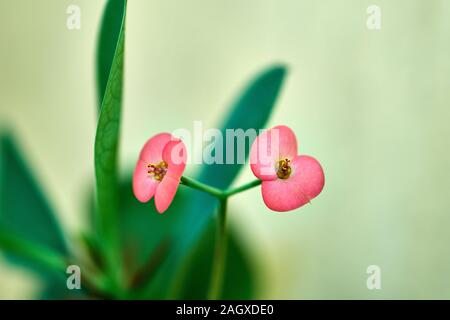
[133,126,324,213]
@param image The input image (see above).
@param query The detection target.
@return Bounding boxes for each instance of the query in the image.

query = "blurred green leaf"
[94,0,126,268]
[96,0,126,111]
[0,134,68,281]
[0,226,67,276]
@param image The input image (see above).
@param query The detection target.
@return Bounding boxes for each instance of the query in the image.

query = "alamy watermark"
[66,5,81,30]
[163,121,282,175]
[66,265,81,290]
[366,5,381,30]
[366,265,381,290]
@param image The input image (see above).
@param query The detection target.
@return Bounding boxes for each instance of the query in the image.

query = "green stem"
[224,179,262,197]
[181,176,261,199]
[180,176,225,199]
[208,198,228,300]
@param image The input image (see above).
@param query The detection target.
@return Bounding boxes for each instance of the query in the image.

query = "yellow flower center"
[276,158,291,179]
[147,161,168,181]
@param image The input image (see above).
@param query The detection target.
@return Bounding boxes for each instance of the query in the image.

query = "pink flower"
[133,133,187,213]
[250,125,324,212]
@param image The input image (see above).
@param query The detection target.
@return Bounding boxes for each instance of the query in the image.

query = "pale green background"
[1,0,450,299]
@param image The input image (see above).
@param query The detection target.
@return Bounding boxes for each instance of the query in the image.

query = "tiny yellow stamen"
[147,161,168,181]
[276,158,291,179]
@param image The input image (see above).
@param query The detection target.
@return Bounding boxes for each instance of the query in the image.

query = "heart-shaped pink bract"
[250,125,324,212]
[133,133,187,213]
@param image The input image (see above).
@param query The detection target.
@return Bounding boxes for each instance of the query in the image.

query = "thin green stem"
[181,176,261,199]
[180,176,225,199]
[208,198,228,300]
[224,179,262,197]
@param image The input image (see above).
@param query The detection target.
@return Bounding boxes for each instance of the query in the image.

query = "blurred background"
[1,0,450,299]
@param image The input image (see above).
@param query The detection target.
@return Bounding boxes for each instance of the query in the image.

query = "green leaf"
[96,0,126,111]
[0,226,67,276]
[0,134,68,281]
[94,0,127,265]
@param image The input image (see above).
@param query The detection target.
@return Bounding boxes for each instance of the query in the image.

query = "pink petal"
[261,155,324,212]
[250,125,298,181]
[250,131,277,180]
[139,133,173,164]
[133,159,159,202]
[154,175,181,213]
[162,139,187,179]
[275,125,298,158]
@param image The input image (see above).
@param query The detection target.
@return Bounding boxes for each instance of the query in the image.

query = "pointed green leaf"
[0,226,66,276]
[0,134,68,281]
[94,0,126,257]
[96,0,126,111]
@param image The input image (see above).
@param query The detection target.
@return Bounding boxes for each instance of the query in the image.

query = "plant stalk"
[224,179,262,197]
[180,176,224,198]
[181,176,261,199]
[208,198,228,300]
